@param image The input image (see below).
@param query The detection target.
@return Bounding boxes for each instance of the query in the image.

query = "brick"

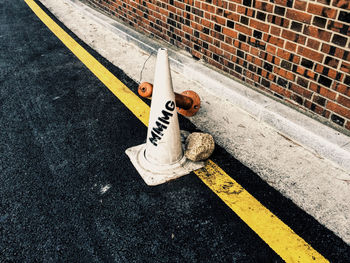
[321,44,347,60]
[303,26,332,42]
[204,12,211,19]
[274,0,287,6]
[202,3,216,13]
[307,39,321,50]
[250,19,269,32]
[309,82,318,92]
[200,33,213,43]
[202,19,213,28]
[331,113,345,126]
[249,45,259,55]
[327,21,349,35]
[321,43,331,54]
[233,40,240,48]
[282,30,296,41]
[270,83,292,97]
[332,34,347,47]
[286,71,295,81]
[340,62,350,74]
[217,0,228,9]
[268,72,276,81]
[305,69,316,79]
[168,4,176,13]
[241,42,251,52]
[291,21,303,32]
[307,3,336,18]
[298,46,324,62]
[290,83,313,98]
[183,25,193,34]
[338,95,350,108]
[223,51,232,60]
[246,54,254,63]
[276,67,295,81]
[237,5,246,14]
[285,41,297,52]
[225,12,240,22]
[211,31,225,41]
[294,0,307,11]
[246,8,255,17]
[267,53,280,65]
[310,97,327,112]
[255,1,273,12]
[220,42,234,54]
[286,9,312,24]
[338,9,350,23]
[319,74,333,87]
[268,15,290,28]
[333,83,350,97]
[327,101,350,119]
[295,65,305,75]
[327,68,338,79]
[266,44,276,54]
[324,56,339,68]
[333,0,350,9]
[270,26,281,36]
[209,45,223,55]
[235,24,252,35]
[338,49,348,60]
[277,47,291,60]
[210,58,225,69]
[297,76,309,88]
[228,2,237,11]
[315,0,330,5]
[314,104,328,115]
[315,64,324,74]
[313,16,327,28]
[212,15,226,25]
[222,27,238,38]
[175,1,185,9]
[277,48,300,63]
[316,85,337,100]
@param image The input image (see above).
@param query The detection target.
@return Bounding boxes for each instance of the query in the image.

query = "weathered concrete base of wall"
[39,0,350,244]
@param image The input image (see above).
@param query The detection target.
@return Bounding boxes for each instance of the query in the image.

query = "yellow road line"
[25,0,328,262]
[196,160,327,262]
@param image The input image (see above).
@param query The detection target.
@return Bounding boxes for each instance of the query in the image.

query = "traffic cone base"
[125,48,204,186]
[125,143,204,186]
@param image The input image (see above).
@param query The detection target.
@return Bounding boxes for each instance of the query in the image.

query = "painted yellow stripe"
[25,1,328,262]
[195,160,327,262]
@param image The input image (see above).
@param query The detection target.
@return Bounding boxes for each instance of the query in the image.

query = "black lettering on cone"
[149,100,175,146]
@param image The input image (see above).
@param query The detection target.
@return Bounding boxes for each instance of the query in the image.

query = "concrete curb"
[72,0,350,172]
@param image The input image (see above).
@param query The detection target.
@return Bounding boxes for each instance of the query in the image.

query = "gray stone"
[185,132,215,161]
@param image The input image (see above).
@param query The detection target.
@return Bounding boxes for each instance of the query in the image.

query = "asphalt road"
[0,0,349,262]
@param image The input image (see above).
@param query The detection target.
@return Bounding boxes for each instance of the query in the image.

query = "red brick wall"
[84,0,350,132]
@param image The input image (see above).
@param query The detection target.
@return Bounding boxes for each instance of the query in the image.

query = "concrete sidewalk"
[40,0,350,244]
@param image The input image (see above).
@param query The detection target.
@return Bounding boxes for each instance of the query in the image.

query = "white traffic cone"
[125,48,204,186]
